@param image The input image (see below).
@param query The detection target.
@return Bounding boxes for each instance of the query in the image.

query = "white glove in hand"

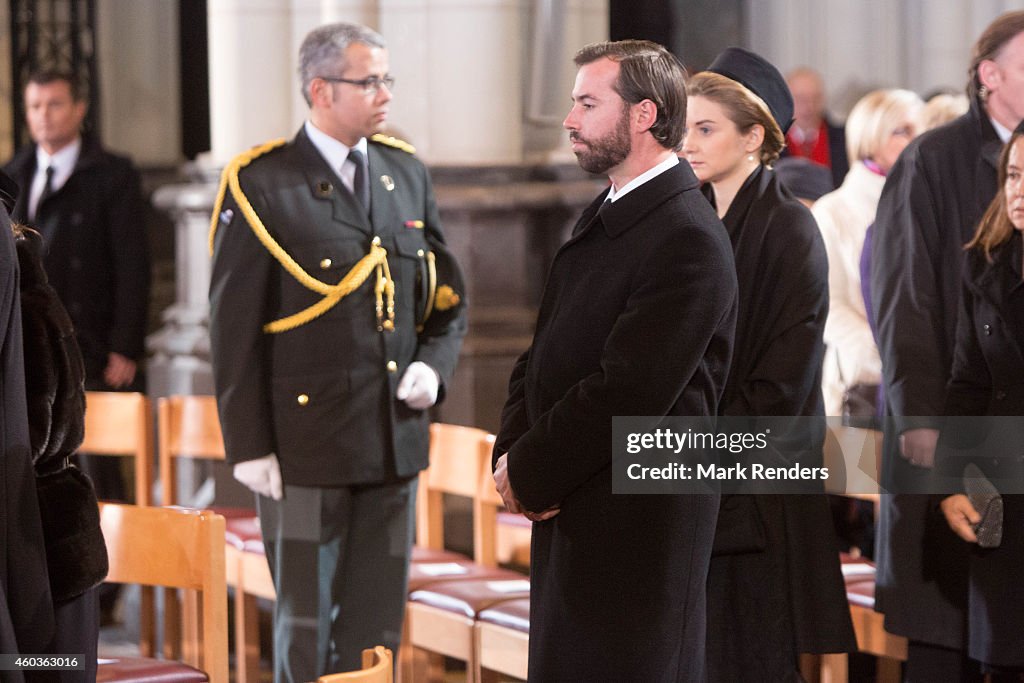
[396,361,440,410]
[233,453,283,500]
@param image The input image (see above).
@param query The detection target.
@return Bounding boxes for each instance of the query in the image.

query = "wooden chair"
[82,391,156,655]
[97,503,228,683]
[157,395,263,683]
[83,391,153,507]
[318,646,393,683]
[404,426,530,683]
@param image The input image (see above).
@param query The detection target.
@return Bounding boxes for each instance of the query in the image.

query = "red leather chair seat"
[846,579,876,609]
[97,657,208,682]
[407,562,517,592]
[223,516,264,554]
[409,576,531,618]
[476,597,530,633]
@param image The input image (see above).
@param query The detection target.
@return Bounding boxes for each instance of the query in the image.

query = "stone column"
[207,0,295,164]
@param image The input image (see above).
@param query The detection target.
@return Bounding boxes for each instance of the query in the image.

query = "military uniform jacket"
[494,161,737,682]
[209,128,466,487]
[3,136,149,383]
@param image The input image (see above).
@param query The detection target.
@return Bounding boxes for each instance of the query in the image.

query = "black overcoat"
[704,167,855,681]
[495,160,738,682]
[0,200,55,677]
[3,137,149,384]
[870,95,1000,648]
[939,235,1024,667]
[210,128,466,486]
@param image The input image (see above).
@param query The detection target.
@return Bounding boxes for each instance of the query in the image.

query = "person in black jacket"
[0,171,55,683]
[15,224,107,683]
[939,129,1024,676]
[493,40,736,681]
[871,12,1024,679]
[682,48,855,681]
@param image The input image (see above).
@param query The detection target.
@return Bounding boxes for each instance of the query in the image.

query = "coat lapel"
[293,129,372,236]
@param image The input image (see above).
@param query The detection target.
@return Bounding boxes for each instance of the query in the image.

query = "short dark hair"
[968,10,1024,99]
[26,70,84,101]
[574,40,688,149]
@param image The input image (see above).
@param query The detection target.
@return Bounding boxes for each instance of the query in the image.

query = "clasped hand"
[493,453,560,522]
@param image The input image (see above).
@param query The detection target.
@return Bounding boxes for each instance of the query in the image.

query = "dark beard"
[571,108,631,174]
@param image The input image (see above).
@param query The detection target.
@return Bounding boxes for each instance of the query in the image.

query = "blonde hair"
[686,71,786,165]
[844,89,923,163]
[920,93,968,132]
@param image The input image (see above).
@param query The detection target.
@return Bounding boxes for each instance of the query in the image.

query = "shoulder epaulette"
[370,134,416,154]
[208,138,287,255]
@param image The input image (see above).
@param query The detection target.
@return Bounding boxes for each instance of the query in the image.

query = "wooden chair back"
[82,391,153,506]
[99,503,229,683]
[158,395,227,506]
[473,434,502,567]
[317,646,393,683]
[415,423,491,551]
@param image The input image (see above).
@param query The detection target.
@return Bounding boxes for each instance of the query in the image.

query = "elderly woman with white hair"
[812,89,924,421]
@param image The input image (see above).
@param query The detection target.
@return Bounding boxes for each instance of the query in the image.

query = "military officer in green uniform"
[208,22,466,683]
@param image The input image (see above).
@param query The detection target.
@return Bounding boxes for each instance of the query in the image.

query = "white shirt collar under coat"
[304,120,368,196]
[606,154,679,203]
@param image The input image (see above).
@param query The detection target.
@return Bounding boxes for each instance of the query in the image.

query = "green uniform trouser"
[257,478,416,683]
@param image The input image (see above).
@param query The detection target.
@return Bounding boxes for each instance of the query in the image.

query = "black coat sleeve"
[209,187,277,465]
[871,149,947,428]
[106,159,149,361]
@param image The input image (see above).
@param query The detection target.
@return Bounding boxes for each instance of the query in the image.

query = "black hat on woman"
[706,47,794,134]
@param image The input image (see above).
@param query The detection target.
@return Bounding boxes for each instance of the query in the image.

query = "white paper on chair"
[417,562,469,576]
[485,580,531,593]
[840,563,875,578]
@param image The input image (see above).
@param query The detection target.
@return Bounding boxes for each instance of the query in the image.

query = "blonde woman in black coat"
[682,48,855,681]
[939,129,1024,677]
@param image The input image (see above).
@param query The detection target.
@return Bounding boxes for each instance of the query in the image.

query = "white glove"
[396,361,440,410]
[233,453,283,500]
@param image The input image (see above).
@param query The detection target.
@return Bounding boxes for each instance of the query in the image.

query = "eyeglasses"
[318,74,395,94]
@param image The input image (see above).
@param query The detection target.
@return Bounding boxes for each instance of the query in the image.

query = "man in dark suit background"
[4,71,149,396]
[492,40,737,681]
[208,22,466,683]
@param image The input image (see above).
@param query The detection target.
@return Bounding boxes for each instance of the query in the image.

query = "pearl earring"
[747,154,756,162]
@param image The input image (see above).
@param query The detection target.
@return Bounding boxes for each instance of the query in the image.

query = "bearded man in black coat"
[493,41,737,681]
[871,10,1024,678]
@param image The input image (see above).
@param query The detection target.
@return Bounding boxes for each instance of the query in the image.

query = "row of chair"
[82,392,528,682]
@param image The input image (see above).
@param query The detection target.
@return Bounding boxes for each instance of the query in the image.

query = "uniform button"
[296,393,309,406]
[320,258,332,269]
[386,360,398,373]
[417,249,424,257]
[995,390,1007,400]
[983,324,992,335]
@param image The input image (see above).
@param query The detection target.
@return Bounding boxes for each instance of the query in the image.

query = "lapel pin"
[404,220,424,229]
[380,175,395,192]
[316,180,333,197]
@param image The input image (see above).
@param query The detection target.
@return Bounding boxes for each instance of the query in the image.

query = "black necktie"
[348,149,369,211]
[35,165,54,219]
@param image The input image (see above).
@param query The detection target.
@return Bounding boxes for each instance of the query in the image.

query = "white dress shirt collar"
[35,137,81,192]
[606,154,679,203]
